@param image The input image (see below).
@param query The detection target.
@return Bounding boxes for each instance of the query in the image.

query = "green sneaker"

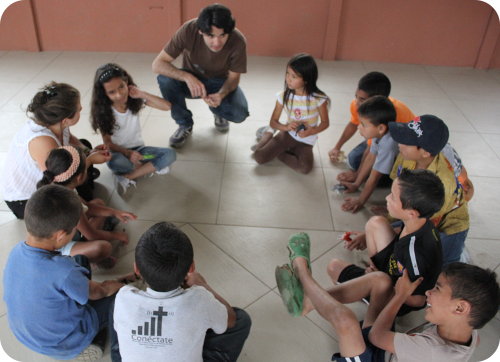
[275,264,304,317]
[288,232,311,270]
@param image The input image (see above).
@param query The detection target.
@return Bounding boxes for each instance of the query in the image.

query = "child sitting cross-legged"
[113,222,252,362]
[3,184,129,361]
[37,145,137,267]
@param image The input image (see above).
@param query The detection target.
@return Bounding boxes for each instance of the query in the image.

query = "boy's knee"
[233,308,252,334]
[327,258,350,281]
[365,215,389,233]
[329,306,359,335]
[368,271,392,290]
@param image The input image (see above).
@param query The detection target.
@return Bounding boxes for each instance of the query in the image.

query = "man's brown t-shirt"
[164,19,247,79]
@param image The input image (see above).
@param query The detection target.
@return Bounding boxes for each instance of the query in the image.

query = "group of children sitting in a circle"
[2,54,499,362]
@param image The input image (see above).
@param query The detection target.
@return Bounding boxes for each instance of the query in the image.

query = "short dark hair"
[25,184,82,238]
[397,168,445,218]
[357,95,396,126]
[358,71,391,97]
[135,222,194,292]
[197,4,235,34]
[443,262,500,329]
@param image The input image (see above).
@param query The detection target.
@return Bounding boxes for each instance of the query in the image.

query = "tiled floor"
[0,51,499,361]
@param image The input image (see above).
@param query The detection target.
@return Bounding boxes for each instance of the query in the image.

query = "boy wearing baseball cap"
[388,115,469,265]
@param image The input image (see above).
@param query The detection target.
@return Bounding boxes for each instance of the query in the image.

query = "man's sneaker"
[155,166,170,175]
[115,175,136,195]
[169,126,192,148]
[256,126,275,141]
[214,115,229,133]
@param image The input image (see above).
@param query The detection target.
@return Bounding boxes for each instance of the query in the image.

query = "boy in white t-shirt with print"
[113,222,251,362]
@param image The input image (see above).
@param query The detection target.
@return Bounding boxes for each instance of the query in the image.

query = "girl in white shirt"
[90,63,176,194]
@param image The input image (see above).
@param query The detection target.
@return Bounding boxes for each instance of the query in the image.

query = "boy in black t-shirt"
[327,168,445,315]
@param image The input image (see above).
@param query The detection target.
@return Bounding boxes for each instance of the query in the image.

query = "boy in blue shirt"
[339,95,399,213]
[3,185,125,361]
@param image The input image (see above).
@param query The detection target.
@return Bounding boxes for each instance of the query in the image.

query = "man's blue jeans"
[157,73,249,128]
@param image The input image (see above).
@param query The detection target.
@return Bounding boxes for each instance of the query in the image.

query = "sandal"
[96,256,117,269]
[287,232,311,270]
[275,264,303,317]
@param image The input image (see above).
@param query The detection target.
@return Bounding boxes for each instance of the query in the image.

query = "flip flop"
[287,232,311,270]
[275,264,304,317]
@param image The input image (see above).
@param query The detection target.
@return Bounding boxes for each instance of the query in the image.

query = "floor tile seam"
[26,51,63,84]
[215,128,231,224]
[222,159,326,169]
[194,221,337,231]
[210,221,335,233]
[321,166,337,231]
[189,223,277,290]
[423,66,484,126]
[0,52,62,110]
[241,288,274,310]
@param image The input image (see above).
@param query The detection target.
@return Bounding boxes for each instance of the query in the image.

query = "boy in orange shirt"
[329,72,414,174]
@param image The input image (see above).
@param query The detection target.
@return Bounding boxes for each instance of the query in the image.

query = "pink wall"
[1,0,499,69]
[0,0,39,51]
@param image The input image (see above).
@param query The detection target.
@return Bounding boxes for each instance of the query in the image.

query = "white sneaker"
[256,126,275,141]
[156,166,170,175]
[115,175,136,195]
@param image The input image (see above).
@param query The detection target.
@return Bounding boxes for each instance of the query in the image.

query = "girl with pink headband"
[38,146,137,267]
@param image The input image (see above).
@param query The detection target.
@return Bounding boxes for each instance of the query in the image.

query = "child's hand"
[395,269,423,299]
[185,271,207,288]
[128,151,143,164]
[339,181,359,193]
[113,231,129,245]
[342,231,366,250]
[92,144,109,153]
[128,85,144,99]
[286,121,301,131]
[329,148,341,162]
[115,210,137,223]
[342,197,364,213]
[337,170,357,182]
[87,150,111,165]
[297,127,313,138]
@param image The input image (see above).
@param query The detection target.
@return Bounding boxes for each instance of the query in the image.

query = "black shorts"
[331,326,385,362]
[5,200,28,219]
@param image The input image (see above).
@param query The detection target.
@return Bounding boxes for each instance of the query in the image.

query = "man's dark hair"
[357,95,396,126]
[197,4,235,34]
[443,262,500,329]
[397,169,445,218]
[135,222,194,292]
[358,71,391,97]
[25,184,82,238]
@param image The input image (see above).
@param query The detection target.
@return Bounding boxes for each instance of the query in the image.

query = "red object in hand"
[342,232,352,242]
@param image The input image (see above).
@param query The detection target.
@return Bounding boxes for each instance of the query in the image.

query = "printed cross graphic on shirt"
[132,306,169,337]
